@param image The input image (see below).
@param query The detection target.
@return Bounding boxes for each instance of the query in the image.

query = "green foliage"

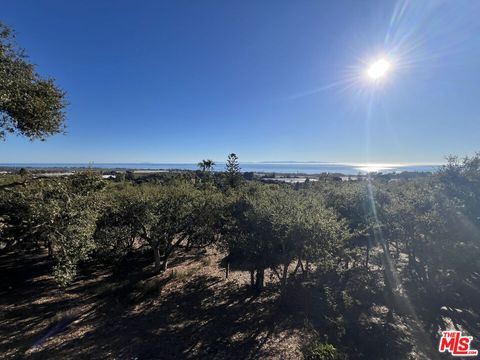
[0,172,104,285]
[94,185,139,262]
[0,22,66,140]
[94,181,226,272]
[184,185,226,248]
[225,153,242,188]
[304,342,342,360]
[17,168,28,177]
[2,152,480,307]
[222,184,350,290]
[197,159,215,172]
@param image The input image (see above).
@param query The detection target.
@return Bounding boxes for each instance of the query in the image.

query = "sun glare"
[367,58,391,80]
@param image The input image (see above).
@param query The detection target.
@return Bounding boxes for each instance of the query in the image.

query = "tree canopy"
[0,22,66,140]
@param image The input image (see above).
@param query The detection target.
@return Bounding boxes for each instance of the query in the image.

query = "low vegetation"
[1,153,479,358]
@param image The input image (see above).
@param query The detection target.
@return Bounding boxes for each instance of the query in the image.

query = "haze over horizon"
[0,160,443,166]
[1,0,479,164]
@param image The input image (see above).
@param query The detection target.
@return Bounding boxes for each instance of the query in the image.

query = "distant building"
[261,177,318,184]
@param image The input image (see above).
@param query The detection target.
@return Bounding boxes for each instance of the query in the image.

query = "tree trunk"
[379,236,397,321]
[365,243,370,270]
[281,263,289,289]
[411,244,420,281]
[47,240,53,258]
[225,262,230,279]
[162,255,169,271]
[293,258,303,276]
[255,268,264,291]
[250,269,255,287]
[153,247,161,273]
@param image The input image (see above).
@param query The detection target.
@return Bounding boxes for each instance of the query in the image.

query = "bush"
[303,342,342,360]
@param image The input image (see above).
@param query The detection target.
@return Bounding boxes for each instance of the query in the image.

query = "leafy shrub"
[303,342,341,360]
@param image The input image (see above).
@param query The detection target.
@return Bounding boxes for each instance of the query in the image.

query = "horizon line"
[0,161,445,166]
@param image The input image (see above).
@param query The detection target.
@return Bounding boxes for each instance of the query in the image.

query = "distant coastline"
[0,162,441,175]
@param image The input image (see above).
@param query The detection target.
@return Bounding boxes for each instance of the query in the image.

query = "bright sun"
[367,58,391,80]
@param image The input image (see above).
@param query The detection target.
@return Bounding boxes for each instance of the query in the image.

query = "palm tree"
[197,159,215,172]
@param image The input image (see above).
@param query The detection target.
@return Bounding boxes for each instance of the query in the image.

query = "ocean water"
[0,163,440,175]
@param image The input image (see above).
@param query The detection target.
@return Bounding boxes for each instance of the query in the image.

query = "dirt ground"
[0,248,304,360]
[1,247,478,360]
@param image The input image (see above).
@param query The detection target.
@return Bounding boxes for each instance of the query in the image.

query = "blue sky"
[1,0,479,164]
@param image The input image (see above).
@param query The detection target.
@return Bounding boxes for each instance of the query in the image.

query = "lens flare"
[367,59,391,80]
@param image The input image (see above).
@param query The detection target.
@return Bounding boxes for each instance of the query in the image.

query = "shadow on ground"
[0,250,301,360]
[1,249,479,360]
